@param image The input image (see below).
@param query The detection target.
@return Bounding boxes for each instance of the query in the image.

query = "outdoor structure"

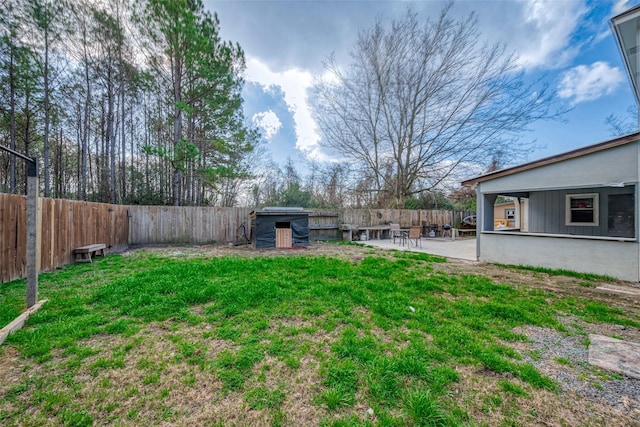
[493,200,519,229]
[250,207,310,249]
[462,132,640,282]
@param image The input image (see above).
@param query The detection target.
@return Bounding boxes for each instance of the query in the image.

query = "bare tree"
[306,161,353,208]
[312,4,562,208]
[605,105,637,136]
[25,0,65,198]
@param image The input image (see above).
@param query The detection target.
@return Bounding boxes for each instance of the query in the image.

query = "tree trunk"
[172,55,183,206]
[120,88,126,201]
[118,0,127,202]
[107,77,116,204]
[43,31,51,197]
[23,88,32,190]
[9,42,16,194]
[81,85,90,201]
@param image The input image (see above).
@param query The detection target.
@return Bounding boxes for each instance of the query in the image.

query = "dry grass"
[1,242,639,426]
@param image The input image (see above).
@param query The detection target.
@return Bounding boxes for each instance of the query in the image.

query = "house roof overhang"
[611,4,640,105]
[461,131,640,187]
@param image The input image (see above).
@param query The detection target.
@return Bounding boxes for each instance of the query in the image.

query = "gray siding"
[479,233,640,282]
[479,143,639,193]
[528,186,635,236]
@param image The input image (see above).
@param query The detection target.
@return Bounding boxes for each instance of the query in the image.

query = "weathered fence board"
[309,212,340,241]
[339,209,474,229]
[127,206,253,245]
[0,194,129,284]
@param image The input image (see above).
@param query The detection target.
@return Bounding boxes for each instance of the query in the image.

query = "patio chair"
[407,226,422,247]
[390,223,404,244]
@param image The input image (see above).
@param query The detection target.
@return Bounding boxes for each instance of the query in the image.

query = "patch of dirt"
[247,355,326,426]
[437,258,640,318]
[452,365,634,427]
[0,346,23,396]
[124,241,372,263]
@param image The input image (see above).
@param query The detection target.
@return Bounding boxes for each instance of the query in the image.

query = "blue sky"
[206,0,640,170]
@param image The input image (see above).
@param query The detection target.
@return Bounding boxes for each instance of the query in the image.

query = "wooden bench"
[73,243,106,263]
[455,228,476,237]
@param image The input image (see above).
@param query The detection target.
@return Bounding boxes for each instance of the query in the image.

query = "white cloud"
[244,57,324,159]
[252,110,282,141]
[513,0,587,69]
[613,0,632,16]
[557,61,625,105]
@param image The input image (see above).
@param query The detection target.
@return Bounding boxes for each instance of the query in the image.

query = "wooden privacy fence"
[0,194,129,284]
[309,212,340,241]
[127,205,252,245]
[127,207,474,245]
[340,208,474,229]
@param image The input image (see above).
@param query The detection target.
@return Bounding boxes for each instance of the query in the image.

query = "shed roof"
[461,131,640,187]
[251,207,310,216]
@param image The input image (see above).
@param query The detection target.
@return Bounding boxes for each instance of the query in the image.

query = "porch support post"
[482,193,498,232]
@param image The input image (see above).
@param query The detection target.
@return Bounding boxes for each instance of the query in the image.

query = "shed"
[462,132,640,282]
[250,207,310,249]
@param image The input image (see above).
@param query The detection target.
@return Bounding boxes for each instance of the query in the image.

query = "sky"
[205,0,640,174]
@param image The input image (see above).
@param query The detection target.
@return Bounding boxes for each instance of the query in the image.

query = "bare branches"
[312,5,563,208]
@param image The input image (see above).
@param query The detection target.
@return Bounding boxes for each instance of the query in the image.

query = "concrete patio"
[362,236,477,261]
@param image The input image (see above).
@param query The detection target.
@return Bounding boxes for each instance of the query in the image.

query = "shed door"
[275,222,292,248]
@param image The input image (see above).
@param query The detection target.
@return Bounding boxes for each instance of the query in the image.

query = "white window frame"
[565,193,599,226]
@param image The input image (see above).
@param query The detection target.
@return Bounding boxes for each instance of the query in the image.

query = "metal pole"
[26,158,38,308]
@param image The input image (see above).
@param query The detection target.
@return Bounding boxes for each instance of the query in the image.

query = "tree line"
[0,0,257,206]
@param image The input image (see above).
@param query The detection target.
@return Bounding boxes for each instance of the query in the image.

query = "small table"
[359,225,391,240]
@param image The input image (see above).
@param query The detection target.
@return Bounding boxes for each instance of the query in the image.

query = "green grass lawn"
[0,248,638,426]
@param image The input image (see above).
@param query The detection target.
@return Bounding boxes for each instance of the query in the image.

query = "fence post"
[26,158,39,308]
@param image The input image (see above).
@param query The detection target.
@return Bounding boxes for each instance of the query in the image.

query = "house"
[250,207,309,249]
[462,132,640,282]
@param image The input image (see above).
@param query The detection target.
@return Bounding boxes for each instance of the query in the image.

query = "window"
[505,209,515,220]
[566,193,598,226]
